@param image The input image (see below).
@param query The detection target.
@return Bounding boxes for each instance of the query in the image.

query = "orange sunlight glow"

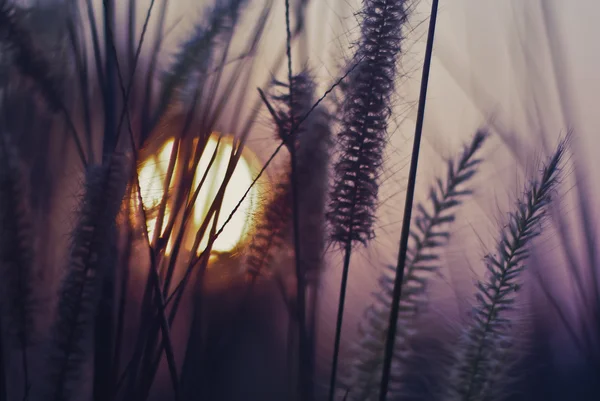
[137,134,257,254]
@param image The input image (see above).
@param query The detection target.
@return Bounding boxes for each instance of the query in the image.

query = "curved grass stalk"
[448,139,566,401]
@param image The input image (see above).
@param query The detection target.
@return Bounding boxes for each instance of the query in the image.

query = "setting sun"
[137,134,257,254]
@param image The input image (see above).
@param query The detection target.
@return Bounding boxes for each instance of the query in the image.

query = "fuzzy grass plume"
[327,0,409,246]
[245,73,319,281]
[270,73,315,148]
[0,0,63,113]
[0,0,85,166]
[267,72,331,279]
[258,70,331,398]
[245,176,292,280]
[327,1,410,398]
[294,97,332,284]
[343,130,488,401]
[155,0,249,122]
[0,132,37,400]
[36,156,127,401]
[446,140,566,401]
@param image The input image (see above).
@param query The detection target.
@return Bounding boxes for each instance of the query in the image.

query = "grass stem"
[379,1,439,399]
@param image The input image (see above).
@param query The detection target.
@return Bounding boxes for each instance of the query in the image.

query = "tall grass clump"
[445,139,566,401]
[342,130,487,400]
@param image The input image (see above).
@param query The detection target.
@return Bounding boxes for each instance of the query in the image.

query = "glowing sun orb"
[137,134,257,254]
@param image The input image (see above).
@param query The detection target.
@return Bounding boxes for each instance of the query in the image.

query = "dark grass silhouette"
[0,1,597,401]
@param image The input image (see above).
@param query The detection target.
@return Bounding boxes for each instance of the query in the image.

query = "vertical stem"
[328,241,352,401]
[111,226,133,399]
[378,1,439,400]
[102,0,117,159]
[21,339,29,400]
[95,2,117,401]
[284,1,312,399]
[291,147,311,400]
[0,317,6,401]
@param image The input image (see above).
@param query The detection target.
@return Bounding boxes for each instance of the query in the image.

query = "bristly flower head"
[327,0,409,246]
[270,72,316,151]
[155,0,249,124]
[247,72,331,280]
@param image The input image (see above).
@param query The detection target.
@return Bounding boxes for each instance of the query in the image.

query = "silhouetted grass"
[0,1,596,401]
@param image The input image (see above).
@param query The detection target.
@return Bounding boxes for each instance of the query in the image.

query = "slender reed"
[326,1,409,400]
[93,2,120,399]
[379,1,439,399]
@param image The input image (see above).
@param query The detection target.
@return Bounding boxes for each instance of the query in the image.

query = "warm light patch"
[191,138,255,253]
[136,134,257,254]
[138,139,175,243]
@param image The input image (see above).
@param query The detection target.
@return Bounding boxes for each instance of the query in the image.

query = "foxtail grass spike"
[342,131,487,401]
[296,104,332,282]
[0,0,86,167]
[0,133,37,400]
[270,72,331,279]
[327,0,409,246]
[245,177,292,280]
[327,1,410,400]
[447,139,566,401]
[245,72,317,280]
[37,155,127,401]
[0,0,63,113]
[157,0,248,117]
[271,73,315,150]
